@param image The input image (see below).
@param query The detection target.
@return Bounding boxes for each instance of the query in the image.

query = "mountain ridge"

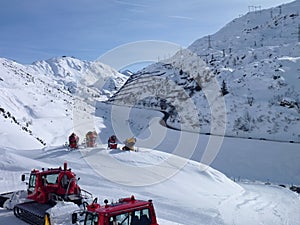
[108,0,300,142]
[1,1,299,146]
[0,57,127,148]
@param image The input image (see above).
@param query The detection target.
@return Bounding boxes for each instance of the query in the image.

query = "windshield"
[109,208,151,225]
[85,212,98,225]
[28,174,36,193]
[44,173,59,184]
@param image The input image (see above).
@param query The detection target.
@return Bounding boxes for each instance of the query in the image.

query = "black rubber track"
[14,201,54,225]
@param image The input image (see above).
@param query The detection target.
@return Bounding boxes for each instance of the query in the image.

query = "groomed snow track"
[13,201,54,225]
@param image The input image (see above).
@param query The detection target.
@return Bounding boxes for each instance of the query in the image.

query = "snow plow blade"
[14,201,54,225]
[0,192,14,208]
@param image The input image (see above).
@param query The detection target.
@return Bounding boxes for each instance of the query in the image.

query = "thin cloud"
[113,0,148,8]
[169,15,195,21]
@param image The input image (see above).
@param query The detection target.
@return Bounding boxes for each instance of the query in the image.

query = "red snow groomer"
[0,162,92,225]
[72,195,159,225]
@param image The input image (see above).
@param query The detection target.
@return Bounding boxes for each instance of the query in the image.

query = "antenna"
[270,10,273,19]
[298,24,300,43]
[279,6,282,15]
[291,24,300,42]
[208,35,212,49]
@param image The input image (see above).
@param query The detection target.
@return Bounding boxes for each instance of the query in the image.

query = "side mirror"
[21,174,26,182]
[72,213,77,224]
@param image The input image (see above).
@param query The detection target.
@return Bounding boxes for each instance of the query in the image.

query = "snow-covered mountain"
[0,57,127,148]
[0,99,300,224]
[31,56,127,97]
[0,2,300,224]
[119,69,134,76]
[109,0,300,142]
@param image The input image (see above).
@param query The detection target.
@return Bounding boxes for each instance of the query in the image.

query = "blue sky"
[0,0,294,64]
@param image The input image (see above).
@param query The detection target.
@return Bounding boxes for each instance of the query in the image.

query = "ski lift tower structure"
[291,24,300,43]
[296,24,300,43]
[207,35,212,49]
[298,24,300,43]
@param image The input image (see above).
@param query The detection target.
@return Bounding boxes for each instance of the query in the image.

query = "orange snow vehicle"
[0,162,92,225]
[71,195,159,225]
[122,137,136,151]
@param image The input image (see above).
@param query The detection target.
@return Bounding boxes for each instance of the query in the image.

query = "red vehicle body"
[108,135,118,149]
[26,162,81,204]
[73,195,159,225]
[9,163,87,225]
[69,133,79,149]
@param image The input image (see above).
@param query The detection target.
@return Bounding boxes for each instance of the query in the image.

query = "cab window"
[42,173,59,186]
[45,173,59,184]
[109,213,129,225]
[61,174,69,189]
[28,174,36,193]
[109,208,151,225]
[85,212,98,225]
[132,209,151,225]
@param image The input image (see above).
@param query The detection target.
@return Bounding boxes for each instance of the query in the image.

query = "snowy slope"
[0,1,300,224]
[96,102,300,184]
[1,72,299,224]
[0,145,299,225]
[0,57,127,148]
[187,0,300,141]
[0,65,300,224]
[0,58,73,148]
[109,0,300,142]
